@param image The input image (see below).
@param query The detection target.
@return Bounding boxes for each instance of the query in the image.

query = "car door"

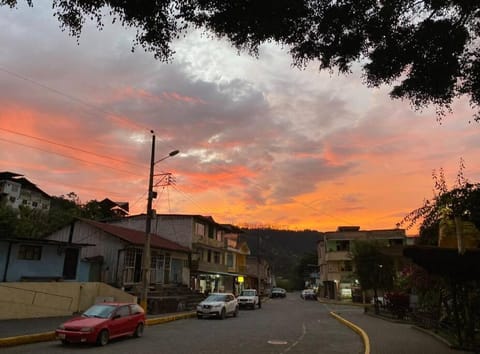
[226,294,235,314]
[110,305,131,338]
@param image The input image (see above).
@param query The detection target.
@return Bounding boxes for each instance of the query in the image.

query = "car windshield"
[82,304,116,319]
[240,290,255,296]
[273,288,283,292]
[205,294,227,302]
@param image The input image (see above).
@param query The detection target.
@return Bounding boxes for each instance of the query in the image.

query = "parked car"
[237,289,261,309]
[55,302,145,346]
[301,289,317,300]
[270,287,287,298]
[196,293,239,319]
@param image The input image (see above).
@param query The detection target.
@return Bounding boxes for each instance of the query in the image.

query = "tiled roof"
[80,218,190,253]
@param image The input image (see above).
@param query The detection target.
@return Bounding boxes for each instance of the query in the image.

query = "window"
[207,250,212,262]
[342,261,353,272]
[115,305,130,318]
[195,223,205,237]
[22,199,28,205]
[32,201,38,207]
[226,253,234,267]
[9,196,15,203]
[214,252,220,264]
[216,230,223,242]
[18,245,42,260]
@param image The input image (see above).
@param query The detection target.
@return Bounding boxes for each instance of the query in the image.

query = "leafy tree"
[81,199,122,221]
[401,160,480,246]
[351,240,394,312]
[2,1,479,120]
[293,252,318,290]
[0,200,18,238]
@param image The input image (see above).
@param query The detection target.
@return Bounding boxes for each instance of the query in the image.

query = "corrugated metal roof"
[79,218,190,253]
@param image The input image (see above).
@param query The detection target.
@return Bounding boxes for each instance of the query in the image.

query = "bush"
[385,291,410,319]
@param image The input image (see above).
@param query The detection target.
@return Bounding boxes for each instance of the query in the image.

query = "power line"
[0,127,147,169]
[0,137,144,177]
[0,66,151,132]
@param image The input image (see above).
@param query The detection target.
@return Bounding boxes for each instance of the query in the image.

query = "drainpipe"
[2,241,13,282]
[68,221,75,243]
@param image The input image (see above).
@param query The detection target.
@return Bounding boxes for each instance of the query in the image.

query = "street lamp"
[140,130,179,311]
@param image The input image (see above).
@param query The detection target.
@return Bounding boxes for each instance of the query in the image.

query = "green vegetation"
[350,240,395,313]
[0,193,123,239]
[240,228,321,288]
[400,162,480,350]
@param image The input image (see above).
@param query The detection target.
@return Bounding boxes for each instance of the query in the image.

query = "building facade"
[46,218,190,289]
[0,172,51,211]
[109,214,248,295]
[317,226,406,300]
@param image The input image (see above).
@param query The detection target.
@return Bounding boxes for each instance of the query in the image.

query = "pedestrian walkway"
[326,304,471,354]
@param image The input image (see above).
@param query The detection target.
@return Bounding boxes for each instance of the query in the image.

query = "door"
[63,248,79,280]
[110,305,132,337]
[171,258,182,284]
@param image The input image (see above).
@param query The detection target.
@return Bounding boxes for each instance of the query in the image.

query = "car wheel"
[219,308,226,320]
[134,323,144,338]
[60,339,68,345]
[96,329,109,346]
[233,306,239,317]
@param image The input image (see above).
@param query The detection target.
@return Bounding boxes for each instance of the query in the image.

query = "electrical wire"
[0,127,147,169]
[0,66,151,132]
[0,137,144,177]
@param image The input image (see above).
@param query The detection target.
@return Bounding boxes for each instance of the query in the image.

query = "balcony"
[190,260,229,274]
[325,251,350,262]
[192,234,225,249]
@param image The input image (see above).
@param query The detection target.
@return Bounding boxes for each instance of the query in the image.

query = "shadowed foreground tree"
[2,0,480,121]
[350,240,394,313]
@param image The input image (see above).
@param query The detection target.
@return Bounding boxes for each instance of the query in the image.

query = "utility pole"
[140,131,179,312]
[257,232,260,294]
[140,131,156,311]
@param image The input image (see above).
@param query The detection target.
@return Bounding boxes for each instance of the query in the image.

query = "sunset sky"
[1,3,479,235]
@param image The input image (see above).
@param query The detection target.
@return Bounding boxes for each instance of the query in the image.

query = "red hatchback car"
[56,302,146,346]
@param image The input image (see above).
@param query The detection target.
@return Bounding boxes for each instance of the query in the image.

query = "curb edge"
[330,311,371,354]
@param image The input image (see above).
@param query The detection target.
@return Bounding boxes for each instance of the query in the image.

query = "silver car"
[196,293,239,319]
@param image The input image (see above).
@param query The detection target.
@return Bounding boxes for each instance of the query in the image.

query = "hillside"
[239,228,322,278]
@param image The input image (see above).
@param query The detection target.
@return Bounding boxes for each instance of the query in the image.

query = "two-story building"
[109,214,248,295]
[0,172,51,211]
[317,226,406,300]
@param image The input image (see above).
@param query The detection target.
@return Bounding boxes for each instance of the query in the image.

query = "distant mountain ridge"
[239,228,322,277]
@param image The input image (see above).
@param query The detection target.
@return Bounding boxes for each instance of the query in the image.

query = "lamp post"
[140,130,179,311]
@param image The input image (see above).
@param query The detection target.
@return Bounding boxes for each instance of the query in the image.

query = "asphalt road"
[2,293,363,354]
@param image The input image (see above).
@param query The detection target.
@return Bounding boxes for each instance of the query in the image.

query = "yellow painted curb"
[330,312,370,354]
[146,312,196,326]
[0,312,197,348]
[0,331,56,348]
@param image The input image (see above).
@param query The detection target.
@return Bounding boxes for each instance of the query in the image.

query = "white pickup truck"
[237,289,261,309]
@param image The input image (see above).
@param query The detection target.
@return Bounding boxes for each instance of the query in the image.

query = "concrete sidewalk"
[0,311,196,347]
